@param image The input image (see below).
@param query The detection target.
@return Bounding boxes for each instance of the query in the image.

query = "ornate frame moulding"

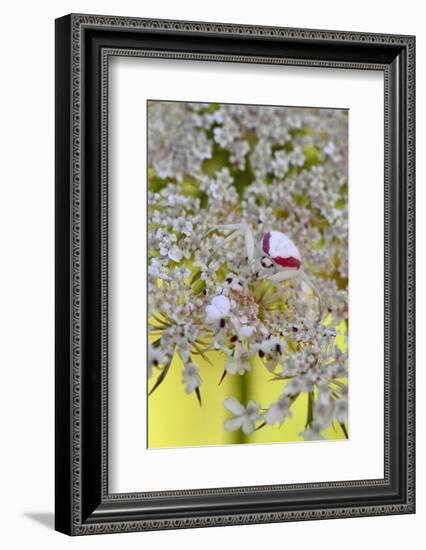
[55,13,415,535]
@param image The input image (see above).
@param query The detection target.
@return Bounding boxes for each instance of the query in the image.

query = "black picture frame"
[55,13,415,535]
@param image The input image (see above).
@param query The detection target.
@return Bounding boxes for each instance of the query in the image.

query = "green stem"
[306,391,314,428]
[339,422,349,439]
[240,372,249,444]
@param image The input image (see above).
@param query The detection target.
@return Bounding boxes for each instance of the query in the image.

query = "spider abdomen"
[262,231,301,270]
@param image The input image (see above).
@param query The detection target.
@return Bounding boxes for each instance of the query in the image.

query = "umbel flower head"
[148,101,349,442]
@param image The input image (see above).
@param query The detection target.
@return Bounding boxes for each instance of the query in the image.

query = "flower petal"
[224,396,245,415]
[211,295,230,315]
[205,305,221,324]
[265,404,279,425]
[239,325,254,339]
[224,417,244,432]
[242,419,255,435]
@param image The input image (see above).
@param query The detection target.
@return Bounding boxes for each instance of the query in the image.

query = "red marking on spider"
[262,232,271,255]
[273,256,301,269]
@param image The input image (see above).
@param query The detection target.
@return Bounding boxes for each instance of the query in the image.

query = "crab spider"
[208,223,323,323]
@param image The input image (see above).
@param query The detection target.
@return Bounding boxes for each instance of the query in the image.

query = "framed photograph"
[55,14,415,535]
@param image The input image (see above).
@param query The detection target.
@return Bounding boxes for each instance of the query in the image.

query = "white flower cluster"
[148,101,348,441]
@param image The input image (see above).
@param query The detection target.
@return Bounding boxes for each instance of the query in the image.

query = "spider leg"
[298,269,323,323]
[267,270,298,284]
[207,230,243,263]
[241,224,255,264]
[206,224,246,264]
[207,223,255,264]
[257,270,297,308]
[263,288,289,306]
[262,268,323,324]
[207,223,248,235]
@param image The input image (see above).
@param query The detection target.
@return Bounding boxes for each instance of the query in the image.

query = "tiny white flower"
[265,395,292,425]
[168,245,183,262]
[225,355,251,375]
[178,345,192,363]
[205,295,231,325]
[239,325,254,339]
[259,336,286,355]
[182,363,201,394]
[299,422,325,441]
[334,395,348,424]
[257,336,286,372]
[223,397,261,435]
[211,295,230,316]
[324,141,336,156]
[289,145,305,167]
[317,381,332,405]
[313,400,334,429]
[205,304,222,325]
[148,343,166,378]
[283,377,303,396]
[182,221,193,235]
